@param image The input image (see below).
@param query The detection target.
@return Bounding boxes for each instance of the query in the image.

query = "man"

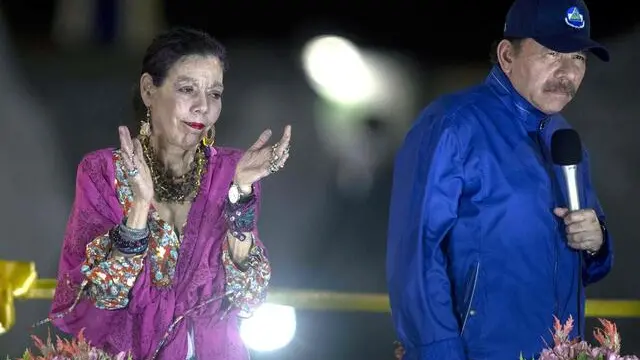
[386,0,613,359]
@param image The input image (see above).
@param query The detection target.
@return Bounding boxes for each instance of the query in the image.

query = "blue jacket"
[386,66,613,360]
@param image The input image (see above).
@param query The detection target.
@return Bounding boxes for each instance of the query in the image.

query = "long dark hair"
[128,27,228,134]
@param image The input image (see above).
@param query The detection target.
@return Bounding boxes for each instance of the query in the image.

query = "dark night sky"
[2,1,637,65]
[164,0,638,64]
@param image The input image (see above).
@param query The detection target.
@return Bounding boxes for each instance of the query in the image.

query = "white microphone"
[551,129,583,211]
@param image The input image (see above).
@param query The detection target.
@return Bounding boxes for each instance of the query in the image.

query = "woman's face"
[141,55,224,150]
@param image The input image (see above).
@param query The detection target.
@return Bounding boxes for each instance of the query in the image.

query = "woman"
[43,27,291,359]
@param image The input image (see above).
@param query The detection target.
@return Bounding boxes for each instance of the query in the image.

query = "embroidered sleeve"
[222,237,271,317]
[47,151,137,339]
[80,230,145,310]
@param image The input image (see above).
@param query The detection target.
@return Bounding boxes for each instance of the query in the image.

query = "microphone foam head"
[551,129,582,165]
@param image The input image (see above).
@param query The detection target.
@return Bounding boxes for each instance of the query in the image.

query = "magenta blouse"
[46,147,271,360]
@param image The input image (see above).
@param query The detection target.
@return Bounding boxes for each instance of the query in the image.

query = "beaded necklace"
[139,135,207,203]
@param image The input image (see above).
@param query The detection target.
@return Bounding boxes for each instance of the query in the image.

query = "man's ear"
[497,39,518,74]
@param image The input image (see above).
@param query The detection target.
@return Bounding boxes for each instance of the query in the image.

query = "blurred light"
[302,35,377,106]
[240,303,296,352]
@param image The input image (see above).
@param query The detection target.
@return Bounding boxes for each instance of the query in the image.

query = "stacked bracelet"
[224,196,257,241]
[110,221,149,255]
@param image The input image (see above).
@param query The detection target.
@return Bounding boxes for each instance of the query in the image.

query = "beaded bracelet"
[109,222,149,255]
[224,195,257,241]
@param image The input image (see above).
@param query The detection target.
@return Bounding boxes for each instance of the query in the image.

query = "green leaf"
[518,352,534,360]
[577,353,588,360]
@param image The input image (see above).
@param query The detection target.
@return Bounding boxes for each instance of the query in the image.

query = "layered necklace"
[139,135,208,203]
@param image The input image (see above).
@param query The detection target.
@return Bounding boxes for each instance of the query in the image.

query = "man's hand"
[554,208,603,253]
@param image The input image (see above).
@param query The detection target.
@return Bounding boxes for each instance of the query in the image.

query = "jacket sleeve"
[580,149,613,285]
[386,114,467,360]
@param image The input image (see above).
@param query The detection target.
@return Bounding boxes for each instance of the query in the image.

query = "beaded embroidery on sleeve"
[80,148,186,310]
[222,235,271,317]
[82,233,145,309]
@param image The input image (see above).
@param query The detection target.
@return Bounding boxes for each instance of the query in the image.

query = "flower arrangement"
[392,316,638,360]
[5,329,132,360]
[523,316,639,360]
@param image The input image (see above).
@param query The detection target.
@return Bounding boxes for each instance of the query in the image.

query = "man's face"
[504,38,587,114]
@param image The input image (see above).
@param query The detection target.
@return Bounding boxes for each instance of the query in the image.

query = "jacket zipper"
[461,261,480,335]
[537,119,559,317]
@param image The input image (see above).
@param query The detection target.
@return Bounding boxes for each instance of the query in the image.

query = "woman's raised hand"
[234,125,292,188]
[119,126,154,205]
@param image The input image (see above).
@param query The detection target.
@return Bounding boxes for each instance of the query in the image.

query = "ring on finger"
[278,156,287,169]
[268,162,280,174]
[127,167,140,177]
[128,152,136,165]
[273,158,287,171]
[271,143,280,155]
[268,154,281,173]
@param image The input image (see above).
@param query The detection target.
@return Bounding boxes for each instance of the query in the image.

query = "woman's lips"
[184,122,205,130]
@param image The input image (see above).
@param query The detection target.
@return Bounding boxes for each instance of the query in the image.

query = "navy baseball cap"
[504,0,609,62]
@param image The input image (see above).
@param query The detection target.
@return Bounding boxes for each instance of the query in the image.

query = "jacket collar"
[485,65,548,132]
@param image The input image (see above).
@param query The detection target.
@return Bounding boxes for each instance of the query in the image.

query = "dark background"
[3,1,637,62]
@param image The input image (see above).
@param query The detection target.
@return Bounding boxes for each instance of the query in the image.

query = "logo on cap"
[564,7,585,29]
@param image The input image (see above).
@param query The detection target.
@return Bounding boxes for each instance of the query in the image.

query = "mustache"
[543,80,577,97]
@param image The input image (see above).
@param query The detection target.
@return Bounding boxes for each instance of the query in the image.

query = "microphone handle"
[562,164,581,211]
[560,164,585,336]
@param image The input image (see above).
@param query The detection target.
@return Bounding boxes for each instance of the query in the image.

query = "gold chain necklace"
[139,136,207,203]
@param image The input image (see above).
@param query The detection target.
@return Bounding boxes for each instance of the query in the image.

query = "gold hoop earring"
[202,127,215,147]
[140,108,151,137]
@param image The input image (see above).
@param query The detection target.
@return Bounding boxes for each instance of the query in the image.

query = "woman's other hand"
[119,126,154,209]
[234,125,292,190]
